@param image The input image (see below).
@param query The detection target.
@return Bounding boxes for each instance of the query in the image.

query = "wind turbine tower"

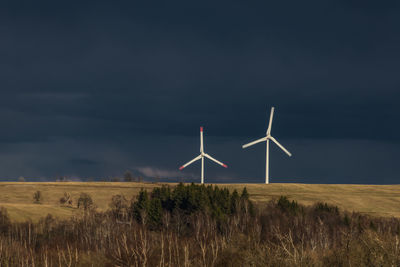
[179,127,228,184]
[242,107,292,184]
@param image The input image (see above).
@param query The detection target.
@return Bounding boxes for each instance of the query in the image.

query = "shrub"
[344,213,351,226]
[77,193,94,211]
[0,207,10,234]
[109,194,129,220]
[33,191,42,203]
[314,202,339,214]
[59,192,73,206]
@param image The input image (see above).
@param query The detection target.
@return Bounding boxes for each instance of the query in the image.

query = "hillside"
[0,182,399,221]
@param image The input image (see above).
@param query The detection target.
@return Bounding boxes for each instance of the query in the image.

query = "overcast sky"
[0,1,399,183]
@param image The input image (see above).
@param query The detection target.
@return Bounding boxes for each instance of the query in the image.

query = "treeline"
[110,183,253,230]
[54,170,144,182]
[0,184,400,266]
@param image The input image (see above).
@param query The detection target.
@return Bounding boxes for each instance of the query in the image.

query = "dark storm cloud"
[0,1,399,182]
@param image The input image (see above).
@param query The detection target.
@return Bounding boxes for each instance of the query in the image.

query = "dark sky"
[1,1,400,183]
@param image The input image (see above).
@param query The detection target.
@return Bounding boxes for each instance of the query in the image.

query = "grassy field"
[0,182,399,222]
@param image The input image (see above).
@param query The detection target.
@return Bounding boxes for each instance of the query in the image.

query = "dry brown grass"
[0,182,399,221]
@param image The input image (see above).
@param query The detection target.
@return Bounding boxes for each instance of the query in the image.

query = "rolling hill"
[0,182,399,222]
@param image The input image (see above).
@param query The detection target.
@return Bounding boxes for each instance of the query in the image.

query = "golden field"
[0,182,399,222]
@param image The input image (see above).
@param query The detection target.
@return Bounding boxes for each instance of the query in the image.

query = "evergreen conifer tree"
[148,198,162,229]
[241,187,249,200]
[230,189,240,214]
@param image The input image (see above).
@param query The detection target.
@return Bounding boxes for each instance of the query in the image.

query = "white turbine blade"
[179,154,202,170]
[200,126,204,152]
[204,153,228,168]
[269,136,292,157]
[266,107,275,135]
[242,136,267,149]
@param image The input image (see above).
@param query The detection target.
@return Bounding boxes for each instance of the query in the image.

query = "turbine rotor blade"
[179,154,202,170]
[200,126,204,152]
[269,136,292,157]
[204,153,228,168]
[242,136,268,149]
[267,107,275,135]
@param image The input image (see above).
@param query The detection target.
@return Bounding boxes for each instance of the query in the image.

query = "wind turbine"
[179,127,228,184]
[242,107,292,184]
